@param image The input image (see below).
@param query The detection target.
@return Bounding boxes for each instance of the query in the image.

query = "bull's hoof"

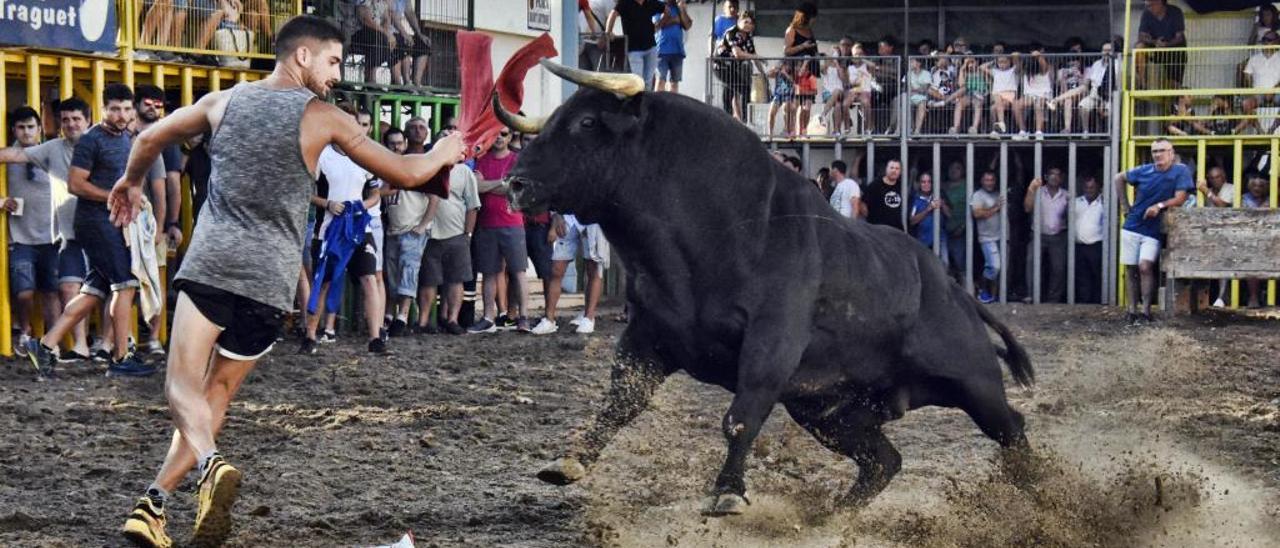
[700,493,749,516]
[536,457,586,486]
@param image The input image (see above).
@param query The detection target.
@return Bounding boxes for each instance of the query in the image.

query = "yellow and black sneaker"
[192,455,243,547]
[122,496,172,548]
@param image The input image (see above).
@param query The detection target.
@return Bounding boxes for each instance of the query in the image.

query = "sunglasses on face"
[142,99,164,109]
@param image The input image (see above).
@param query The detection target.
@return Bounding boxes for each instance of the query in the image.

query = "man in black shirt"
[863,159,905,230]
[606,0,665,91]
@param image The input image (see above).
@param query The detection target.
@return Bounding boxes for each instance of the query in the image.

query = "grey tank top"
[176,83,316,311]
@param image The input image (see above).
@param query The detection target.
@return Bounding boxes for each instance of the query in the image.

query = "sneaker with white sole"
[145,340,166,357]
[15,334,31,358]
[530,317,558,335]
[567,313,585,327]
[574,317,596,334]
[468,318,497,334]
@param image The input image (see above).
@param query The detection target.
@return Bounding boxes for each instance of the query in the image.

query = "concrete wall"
[472,0,565,118]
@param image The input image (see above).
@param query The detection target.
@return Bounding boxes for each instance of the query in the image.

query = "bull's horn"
[492,93,546,134]
[538,59,644,97]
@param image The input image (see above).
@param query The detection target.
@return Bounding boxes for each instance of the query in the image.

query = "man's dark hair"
[992,41,1008,52]
[982,169,997,179]
[135,84,165,105]
[381,127,405,146]
[9,106,40,129]
[831,160,848,174]
[275,15,345,60]
[55,97,91,120]
[1065,37,1085,50]
[784,155,803,171]
[879,35,898,49]
[1246,170,1266,182]
[104,83,134,104]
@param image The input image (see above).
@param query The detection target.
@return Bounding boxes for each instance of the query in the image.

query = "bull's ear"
[601,111,639,135]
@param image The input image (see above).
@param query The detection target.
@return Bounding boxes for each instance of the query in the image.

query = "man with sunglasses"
[1113,138,1191,323]
[470,127,531,333]
[134,85,182,359]
[0,99,96,364]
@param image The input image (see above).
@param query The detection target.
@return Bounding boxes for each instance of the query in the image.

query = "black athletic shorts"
[176,279,285,360]
[310,237,378,280]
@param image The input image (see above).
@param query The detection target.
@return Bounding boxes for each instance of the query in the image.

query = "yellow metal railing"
[0,50,265,356]
[1121,2,1279,310]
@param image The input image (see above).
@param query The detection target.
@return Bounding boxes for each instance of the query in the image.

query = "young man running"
[106,16,465,547]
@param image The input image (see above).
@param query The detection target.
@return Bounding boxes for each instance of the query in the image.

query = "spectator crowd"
[0,83,614,382]
[705,1,1120,139]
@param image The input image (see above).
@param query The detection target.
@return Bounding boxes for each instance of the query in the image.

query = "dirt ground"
[1,303,1278,547]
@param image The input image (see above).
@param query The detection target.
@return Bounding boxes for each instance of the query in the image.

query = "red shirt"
[474,151,523,229]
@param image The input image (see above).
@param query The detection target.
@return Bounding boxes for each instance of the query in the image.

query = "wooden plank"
[1163,208,1280,278]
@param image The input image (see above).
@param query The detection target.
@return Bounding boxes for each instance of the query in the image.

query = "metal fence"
[705,55,902,139]
[132,0,296,63]
[771,140,1116,305]
[907,53,1116,139]
[318,0,464,92]
[1127,45,1280,139]
[704,53,1117,141]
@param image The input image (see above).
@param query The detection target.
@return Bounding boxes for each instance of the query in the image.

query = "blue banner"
[0,0,118,53]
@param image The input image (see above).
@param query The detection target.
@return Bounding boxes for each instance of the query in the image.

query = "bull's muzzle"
[506,176,538,211]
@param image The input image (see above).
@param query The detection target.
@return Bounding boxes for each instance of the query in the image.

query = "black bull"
[497,84,1035,515]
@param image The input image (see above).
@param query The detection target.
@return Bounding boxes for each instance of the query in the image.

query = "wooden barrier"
[1162,208,1280,315]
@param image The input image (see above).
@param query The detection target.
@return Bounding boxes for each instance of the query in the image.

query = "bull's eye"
[580,117,596,129]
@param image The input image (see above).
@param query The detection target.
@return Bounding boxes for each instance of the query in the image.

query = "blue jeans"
[385,231,428,298]
[980,241,1002,282]
[10,243,59,294]
[628,47,659,91]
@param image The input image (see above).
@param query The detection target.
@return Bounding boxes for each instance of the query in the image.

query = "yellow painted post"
[237,71,249,85]
[1231,140,1243,309]
[26,55,41,111]
[210,69,222,92]
[153,63,166,89]
[1269,139,1280,307]
[92,61,105,122]
[181,67,194,106]
[0,54,11,357]
[59,57,74,101]
[1195,141,1206,207]
[123,57,135,91]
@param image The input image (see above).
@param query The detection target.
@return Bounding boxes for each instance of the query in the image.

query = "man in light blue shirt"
[653,0,692,92]
[1113,138,1192,323]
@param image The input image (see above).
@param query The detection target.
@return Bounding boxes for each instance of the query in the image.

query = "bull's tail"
[974,301,1035,388]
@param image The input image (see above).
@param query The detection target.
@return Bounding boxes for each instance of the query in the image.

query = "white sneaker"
[1034,131,1044,141]
[530,317,558,335]
[1213,298,1226,308]
[574,317,596,334]
[567,313,585,327]
[994,122,1007,133]
[15,334,31,358]
[145,340,166,357]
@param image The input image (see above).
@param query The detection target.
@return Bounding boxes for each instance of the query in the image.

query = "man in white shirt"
[827,160,863,219]
[1073,177,1106,304]
[1243,31,1280,114]
[1079,41,1116,133]
[302,137,388,355]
